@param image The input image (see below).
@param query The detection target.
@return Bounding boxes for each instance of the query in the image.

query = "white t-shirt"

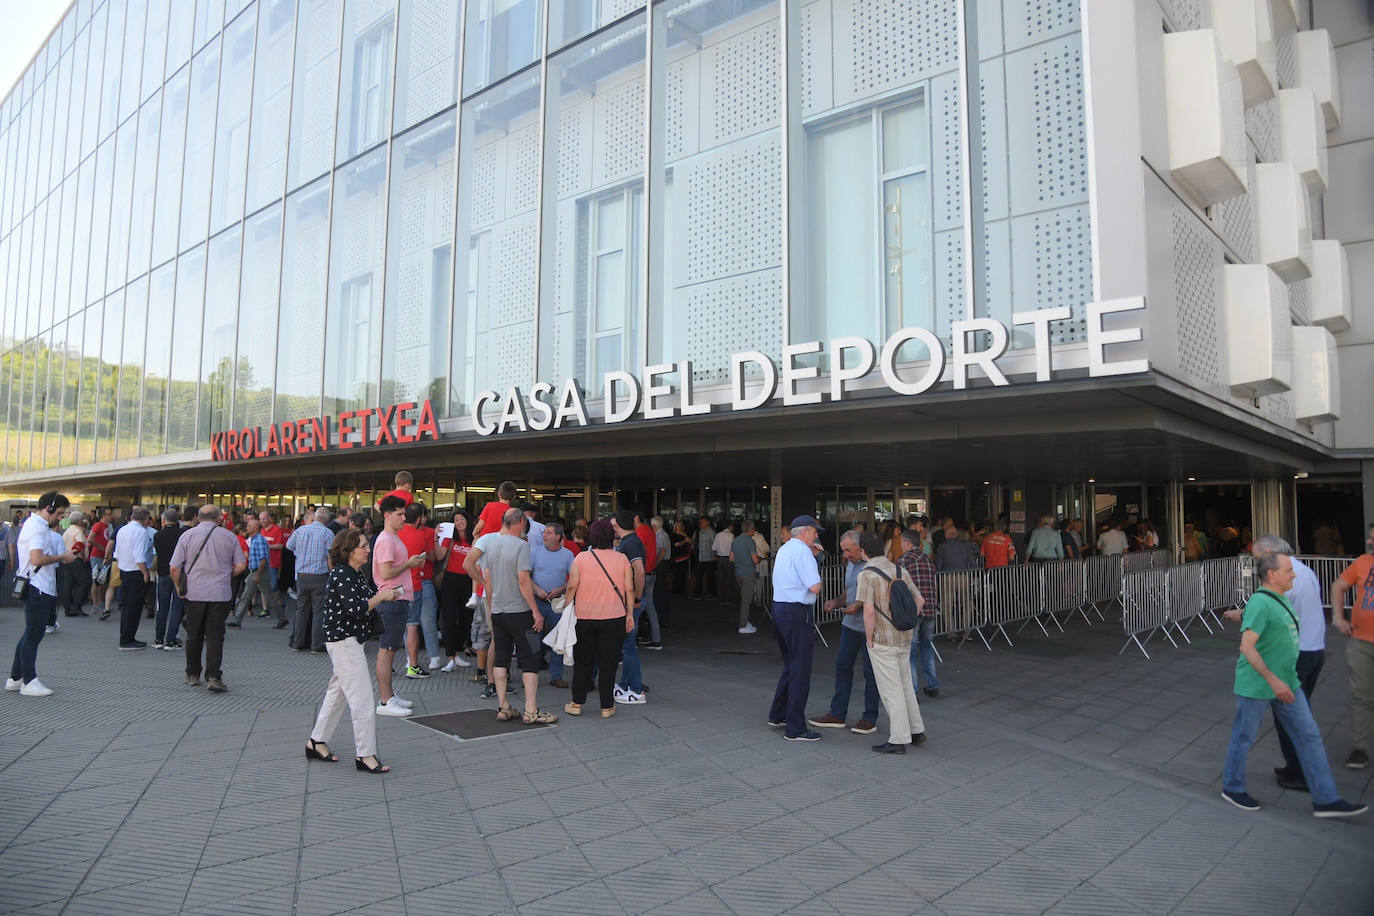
[712,529,734,557]
[17,515,58,596]
[1097,529,1128,556]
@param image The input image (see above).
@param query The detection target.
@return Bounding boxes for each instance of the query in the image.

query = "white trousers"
[868,641,925,744]
[311,637,378,757]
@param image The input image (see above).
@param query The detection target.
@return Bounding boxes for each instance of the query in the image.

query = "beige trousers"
[868,641,925,744]
[312,637,378,757]
[1348,637,1374,749]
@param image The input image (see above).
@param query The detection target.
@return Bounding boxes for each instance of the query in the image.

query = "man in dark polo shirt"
[152,508,187,650]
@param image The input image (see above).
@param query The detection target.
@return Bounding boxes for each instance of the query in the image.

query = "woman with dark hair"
[436,510,475,672]
[561,518,635,718]
[306,527,404,773]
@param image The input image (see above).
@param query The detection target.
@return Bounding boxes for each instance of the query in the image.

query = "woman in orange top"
[561,518,635,718]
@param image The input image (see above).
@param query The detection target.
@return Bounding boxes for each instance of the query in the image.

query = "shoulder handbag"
[176,529,215,598]
[588,549,629,613]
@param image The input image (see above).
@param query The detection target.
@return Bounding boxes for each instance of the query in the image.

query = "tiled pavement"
[0,594,1370,915]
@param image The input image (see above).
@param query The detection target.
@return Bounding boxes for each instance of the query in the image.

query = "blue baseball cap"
[789,515,825,532]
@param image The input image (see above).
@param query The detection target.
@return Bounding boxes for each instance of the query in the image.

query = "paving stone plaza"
[1,599,1370,915]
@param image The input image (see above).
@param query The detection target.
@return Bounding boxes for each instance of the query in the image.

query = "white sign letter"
[1087,297,1149,376]
[879,328,945,395]
[1011,306,1073,382]
[731,352,778,411]
[678,361,710,417]
[496,388,529,434]
[952,319,1010,390]
[781,341,823,406]
[552,379,589,429]
[472,390,499,436]
[641,364,676,420]
[604,371,641,423]
[829,337,877,402]
[526,381,555,431]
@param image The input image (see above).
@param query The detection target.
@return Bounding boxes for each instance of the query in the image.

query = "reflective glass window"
[323,145,387,416]
[276,176,330,420]
[245,0,295,214]
[210,5,256,234]
[97,291,124,464]
[139,264,174,456]
[168,244,207,452]
[453,67,540,417]
[106,117,138,294]
[70,156,95,311]
[128,92,161,283]
[79,302,102,463]
[60,311,81,466]
[195,0,226,53]
[36,199,55,334]
[119,0,148,123]
[200,227,240,445]
[65,25,89,177]
[288,0,344,190]
[80,5,107,158]
[151,68,189,267]
[338,0,396,163]
[463,0,542,96]
[115,278,147,459]
[393,0,458,133]
[56,175,80,321]
[167,0,197,78]
[50,52,73,187]
[43,323,66,469]
[235,203,282,429]
[99,0,126,141]
[180,38,222,252]
[381,111,454,410]
[143,0,172,104]
[86,138,116,307]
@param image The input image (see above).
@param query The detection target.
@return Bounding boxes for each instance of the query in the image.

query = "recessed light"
[983,481,990,485]
[1088,478,1095,483]
[1187,477,1196,481]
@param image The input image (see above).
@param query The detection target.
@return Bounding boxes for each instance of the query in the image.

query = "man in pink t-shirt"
[372,495,423,716]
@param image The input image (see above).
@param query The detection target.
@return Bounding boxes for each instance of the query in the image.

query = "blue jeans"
[1223,689,1340,805]
[538,600,564,679]
[11,590,55,683]
[828,626,879,722]
[909,617,939,690]
[418,580,441,662]
[639,573,660,641]
[155,574,184,644]
[617,610,643,692]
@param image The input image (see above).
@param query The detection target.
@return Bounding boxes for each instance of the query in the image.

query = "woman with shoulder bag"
[561,519,636,719]
[306,528,405,773]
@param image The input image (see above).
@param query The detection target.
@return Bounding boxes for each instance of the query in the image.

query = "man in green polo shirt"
[1221,548,1366,818]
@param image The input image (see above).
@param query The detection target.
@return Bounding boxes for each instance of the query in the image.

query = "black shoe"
[98,611,110,620]
[226,621,241,629]
[273,620,289,629]
[784,730,822,742]
[480,684,497,699]
[911,732,926,746]
[1345,749,1369,770]
[923,688,940,698]
[1312,799,1368,818]
[872,742,907,754]
[1221,790,1261,811]
[549,678,568,688]
[118,641,148,651]
[257,611,270,618]
[645,642,663,650]
[1276,775,1309,793]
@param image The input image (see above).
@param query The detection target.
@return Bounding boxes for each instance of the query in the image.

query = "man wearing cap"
[769,516,825,741]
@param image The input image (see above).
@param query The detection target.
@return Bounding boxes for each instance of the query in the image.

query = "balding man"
[288,506,335,649]
[171,506,247,692]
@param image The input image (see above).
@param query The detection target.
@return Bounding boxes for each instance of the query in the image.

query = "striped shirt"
[287,521,334,575]
[246,533,270,570]
[898,547,939,618]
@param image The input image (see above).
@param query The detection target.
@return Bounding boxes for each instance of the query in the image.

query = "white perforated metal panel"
[1288,277,1310,325]
[1259,390,1294,425]
[932,72,962,232]
[1011,203,1092,343]
[682,269,782,386]
[1005,34,1088,214]
[680,134,782,285]
[834,0,958,106]
[934,228,963,342]
[665,57,692,159]
[470,141,499,226]
[1171,205,1225,394]
[800,0,834,116]
[508,125,540,214]
[1157,0,1202,32]
[979,58,1009,221]
[1275,25,1297,88]
[592,76,646,187]
[1001,0,1080,51]
[1213,157,1255,262]
[704,21,779,146]
[404,0,457,125]
[490,216,536,327]
[557,102,592,198]
[1245,98,1279,163]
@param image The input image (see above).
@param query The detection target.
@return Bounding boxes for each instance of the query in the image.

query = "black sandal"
[305,739,339,762]
[355,756,390,774]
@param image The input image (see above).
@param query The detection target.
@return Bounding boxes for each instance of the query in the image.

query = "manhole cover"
[405,709,555,741]
[717,649,766,656]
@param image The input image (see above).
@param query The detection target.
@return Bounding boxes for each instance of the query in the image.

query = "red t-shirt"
[476,500,509,538]
[236,534,249,558]
[563,538,581,556]
[636,524,658,574]
[981,532,1015,568]
[1339,554,1374,643]
[262,524,285,569]
[377,488,414,508]
[440,531,473,575]
[89,521,110,556]
[397,524,433,588]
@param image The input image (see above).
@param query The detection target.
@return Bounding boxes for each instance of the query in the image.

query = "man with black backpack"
[856,531,927,754]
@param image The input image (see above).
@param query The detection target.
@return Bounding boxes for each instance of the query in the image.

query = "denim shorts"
[377,599,409,650]
[405,592,422,625]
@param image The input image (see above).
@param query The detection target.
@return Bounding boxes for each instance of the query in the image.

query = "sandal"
[495,705,520,721]
[355,756,390,774]
[601,707,616,719]
[305,738,339,762]
[522,710,558,725]
[564,702,582,716]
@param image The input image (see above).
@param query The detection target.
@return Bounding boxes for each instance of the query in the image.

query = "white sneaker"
[5,677,21,691]
[288,587,298,600]
[738,624,758,634]
[19,679,53,697]
[613,685,627,703]
[441,658,471,672]
[450,655,471,667]
[429,656,442,671]
[392,695,414,709]
[616,689,646,705]
[376,697,412,716]
[44,623,59,635]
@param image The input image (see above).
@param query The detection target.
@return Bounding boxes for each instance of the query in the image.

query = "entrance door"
[929,487,966,527]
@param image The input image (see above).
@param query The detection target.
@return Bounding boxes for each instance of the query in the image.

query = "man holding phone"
[373,495,425,716]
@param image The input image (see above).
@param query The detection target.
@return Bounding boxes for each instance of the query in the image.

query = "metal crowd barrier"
[1120,566,1171,658]
[1083,555,1124,611]
[1294,555,1356,614]
[1119,555,1254,658]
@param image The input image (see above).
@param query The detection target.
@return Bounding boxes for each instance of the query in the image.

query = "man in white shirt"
[113,507,154,650]
[6,492,75,697]
[1096,519,1129,556]
[713,522,736,605]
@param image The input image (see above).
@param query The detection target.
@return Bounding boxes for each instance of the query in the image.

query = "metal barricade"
[1196,556,1245,633]
[1166,562,1204,642]
[930,568,989,648]
[1120,566,1170,658]
[1084,554,1124,616]
[980,564,1042,646]
[1041,558,1089,626]
[1121,552,1154,573]
[1295,555,1356,613]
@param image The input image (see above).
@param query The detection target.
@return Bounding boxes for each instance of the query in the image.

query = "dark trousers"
[1275,649,1326,780]
[653,567,671,628]
[693,559,715,597]
[439,573,473,655]
[572,616,626,709]
[769,601,816,738]
[62,560,90,615]
[184,600,232,679]
[716,558,736,603]
[671,560,688,595]
[119,571,148,644]
[292,573,328,650]
[10,590,55,683]
[829,625,880,722]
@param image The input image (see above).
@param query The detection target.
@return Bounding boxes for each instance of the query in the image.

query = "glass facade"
[0,0,1092,479]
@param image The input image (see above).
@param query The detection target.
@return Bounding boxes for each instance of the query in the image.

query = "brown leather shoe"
[185,674,201,687]
[206,677,228,693]
[807,713,846,728]
[850,720,878,735]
